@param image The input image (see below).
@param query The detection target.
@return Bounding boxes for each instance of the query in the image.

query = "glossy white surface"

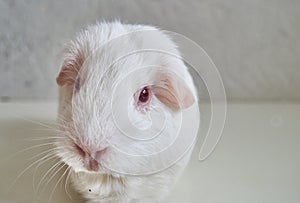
[0,102,299,203]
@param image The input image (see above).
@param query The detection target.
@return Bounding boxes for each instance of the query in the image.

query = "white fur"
[55,22,198,203]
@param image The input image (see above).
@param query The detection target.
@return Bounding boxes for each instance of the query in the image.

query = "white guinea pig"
[55,22,199,203]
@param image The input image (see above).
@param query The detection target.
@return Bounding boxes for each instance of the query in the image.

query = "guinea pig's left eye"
[134,86,151,110]
[139,86,150,103]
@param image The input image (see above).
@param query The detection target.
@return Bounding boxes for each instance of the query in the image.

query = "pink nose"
[75,144,107,172]
[83,154,99,172]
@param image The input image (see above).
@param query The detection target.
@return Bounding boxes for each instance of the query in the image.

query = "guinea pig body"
[55,22,198,203]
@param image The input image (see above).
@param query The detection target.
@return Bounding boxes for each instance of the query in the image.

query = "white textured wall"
[0,0,299,101]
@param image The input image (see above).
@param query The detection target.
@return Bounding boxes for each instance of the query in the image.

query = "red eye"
[139,87,150,103]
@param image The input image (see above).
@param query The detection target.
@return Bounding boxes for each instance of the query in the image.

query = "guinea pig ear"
[152,72,195,111]
[56,50,84,87]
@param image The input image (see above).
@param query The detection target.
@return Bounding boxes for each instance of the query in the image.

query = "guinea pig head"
[55,28,196,176]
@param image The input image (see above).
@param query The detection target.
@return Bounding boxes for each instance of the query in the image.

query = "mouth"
[71,163,123,179]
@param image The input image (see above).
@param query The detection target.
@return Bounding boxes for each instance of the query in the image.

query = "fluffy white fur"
[55,22,198,203]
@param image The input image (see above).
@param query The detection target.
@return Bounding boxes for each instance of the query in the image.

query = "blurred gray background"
[0,0,299,101]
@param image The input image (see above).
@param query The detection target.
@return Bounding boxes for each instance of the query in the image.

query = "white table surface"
[0,102,299,203]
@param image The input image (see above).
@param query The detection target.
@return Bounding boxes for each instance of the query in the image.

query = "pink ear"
[152,73,195,110]
[56,51,84,87]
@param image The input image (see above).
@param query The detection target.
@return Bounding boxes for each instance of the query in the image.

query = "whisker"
[48,163,69,203]
[35,158,62,196]
[64,166,73,199]
[32,154,59,194]
[8,152,58,192]
[26,129,63,136]
[30,147,57,161]
[25,136,64,141]
[37,153,72,196]
[40,162,65,195]
[3,142,56,163]
[13,115,56,130]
